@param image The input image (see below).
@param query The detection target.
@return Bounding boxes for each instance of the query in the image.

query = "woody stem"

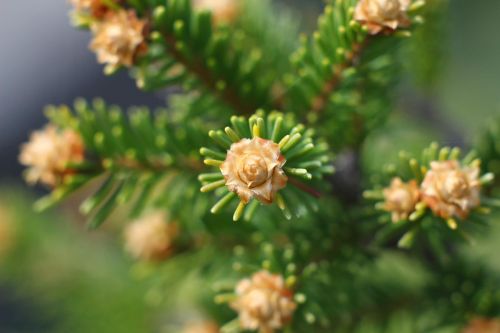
[162,34,255,115]
[289,177,322,198]
[309,37,371,115]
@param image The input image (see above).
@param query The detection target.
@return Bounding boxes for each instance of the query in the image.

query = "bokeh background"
[0,0,499,332]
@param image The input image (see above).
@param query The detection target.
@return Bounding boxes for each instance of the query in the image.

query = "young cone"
[19,125,84,187]
[90,9,148,72]
[230,270,296,333]
[124,211,179,262]
[355,0,411,34]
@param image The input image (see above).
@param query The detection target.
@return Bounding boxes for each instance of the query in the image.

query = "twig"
[113,156,204,173]
[163,34,255,115]
[289,177,322,198]
[310,37,371,114]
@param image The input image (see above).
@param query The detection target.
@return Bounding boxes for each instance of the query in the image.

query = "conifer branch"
[112,155,204,173]
[24,99,212,227]
[310,37,371,115]
[20,1,500,332]
[288,177,322,199]
[162,33,255,115]
[199,111,334,221]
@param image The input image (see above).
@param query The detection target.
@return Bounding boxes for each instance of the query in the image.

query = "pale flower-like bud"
[231,270,296,333]
[124,211,179,261]
[19,126,85,187]
[193,0,240,25]
[421,160,481,219]
[183,321,219,333]
[462,317,500,333]
[383,177,420,223]
[220,138,288,204]
[90,10,148,72]
[354,0,411,34]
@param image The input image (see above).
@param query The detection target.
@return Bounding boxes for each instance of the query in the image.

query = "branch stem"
[163,34,255,115]
[110,156,204,173]
[310,37,371,114]
[289,177,322,199]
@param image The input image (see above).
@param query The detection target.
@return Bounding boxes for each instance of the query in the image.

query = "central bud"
[383,178,420,223]
[354,0,411,34]
[370,0,401,19]
[231,271,296,333]
[221,138,288,204]
[442,171,469,198]
[19,125,85,187]
[90,10,148,71]
[421,160,481,219]
[237,154,269,188]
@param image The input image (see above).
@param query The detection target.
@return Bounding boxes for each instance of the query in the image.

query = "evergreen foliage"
[16,0,500,332]
[365,143,496,250]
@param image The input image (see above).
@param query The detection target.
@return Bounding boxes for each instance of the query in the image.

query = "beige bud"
[220,138,288,205]
[354,0,411,34]
[90,10,148,72]
[421,160,481,219]
[462,317,500,333]
[231,271,296,333]
[383,177,420,223]
[19,126,85,187]
[124,211,179,261]
[193,0,240,25]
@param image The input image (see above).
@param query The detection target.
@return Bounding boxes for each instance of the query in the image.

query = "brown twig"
[112,156,204,173]
[163,34,255,115]
[310,37,371,114]
[289,177,322,199]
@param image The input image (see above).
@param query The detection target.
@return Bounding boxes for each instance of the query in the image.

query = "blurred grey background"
[1,0,499,182]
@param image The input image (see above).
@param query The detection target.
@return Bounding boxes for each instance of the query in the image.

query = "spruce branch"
[309,36,371,115]
[288,177,322,199]
[284,0,422,149]
[285,0,368,117]
[153,0,299,115]
[137,0,288,114]
[73,0,291,115]
[160,32,255,115]
[364,143,497,250]
[20,2,500,333]
[199,111,334,222]
[25,98,211,228]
